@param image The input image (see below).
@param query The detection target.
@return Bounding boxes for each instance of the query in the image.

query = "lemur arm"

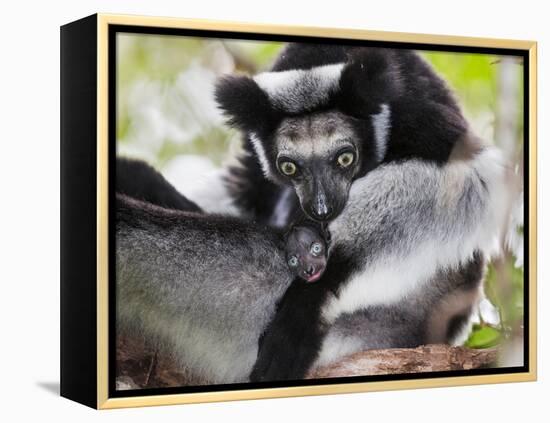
[250,279,327,381]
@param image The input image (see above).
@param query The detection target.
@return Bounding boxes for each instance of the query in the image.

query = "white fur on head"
[253,63,345,113]
[249,133,272,178]
[371,103,391,162]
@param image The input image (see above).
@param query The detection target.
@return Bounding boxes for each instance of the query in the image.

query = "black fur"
[117,193,272,240]
[213,44,480,381]
[223,149,299,224]
[270,44,347,71]
[336,48,403,116]
[251,246,357,381]
[446,312,471,342]
[215,75,281,137]
[116,157,202,213]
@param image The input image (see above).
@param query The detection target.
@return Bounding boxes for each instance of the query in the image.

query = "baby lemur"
[285,223,329,282]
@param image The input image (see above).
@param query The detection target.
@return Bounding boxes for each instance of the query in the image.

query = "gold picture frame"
[60,13,537,409]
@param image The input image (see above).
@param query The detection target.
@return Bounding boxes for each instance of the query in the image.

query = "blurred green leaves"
[466,325,502,349]
[155,126,233,167]
[423,51,498,113]
[486,258,525,329]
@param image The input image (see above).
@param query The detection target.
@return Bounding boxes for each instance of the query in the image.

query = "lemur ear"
[215,74,277,134]
[337,48,402,117]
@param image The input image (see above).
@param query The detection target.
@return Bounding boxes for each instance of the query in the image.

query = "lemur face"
[273,111,363,222]
[215,47,399,222]
[285,225,327,282]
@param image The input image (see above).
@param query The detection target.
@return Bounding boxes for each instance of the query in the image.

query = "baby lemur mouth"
[304,269,324,283]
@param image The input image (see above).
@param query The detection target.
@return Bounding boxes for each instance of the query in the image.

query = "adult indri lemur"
[214,44,510,380]
[217,45,469,227]
[116,44,510,383]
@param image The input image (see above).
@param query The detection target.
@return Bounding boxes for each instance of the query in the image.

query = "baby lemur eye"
[288,256,299,267]
[279,161,297,176]
[310,242,323,256]
[337,151,355,168]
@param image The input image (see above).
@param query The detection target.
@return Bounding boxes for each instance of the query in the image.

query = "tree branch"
[117,336,498,388]
[307,344,498,379]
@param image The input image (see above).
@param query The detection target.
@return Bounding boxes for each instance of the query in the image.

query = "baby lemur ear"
[337,48,403,117]
[215,74,278,134]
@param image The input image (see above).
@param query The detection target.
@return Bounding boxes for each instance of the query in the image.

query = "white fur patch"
[249,133,272,178]
[371,103,391,162]
[253,63,345,113]
[315,332,364,367]
[323,147,509,324]
[162,155,240,216]
[322,244,463,324]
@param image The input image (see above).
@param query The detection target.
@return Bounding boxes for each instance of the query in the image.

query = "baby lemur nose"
[304,265,315,276]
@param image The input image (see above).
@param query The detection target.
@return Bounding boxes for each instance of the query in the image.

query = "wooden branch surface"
[117,334,498,388]
[308,344,498,379]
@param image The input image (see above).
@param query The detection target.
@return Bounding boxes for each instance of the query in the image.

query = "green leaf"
[465,326,502,349]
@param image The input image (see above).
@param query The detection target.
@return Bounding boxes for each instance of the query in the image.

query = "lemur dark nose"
[305,265,315,276]
[310,187,332,221]
[310,205,333,221]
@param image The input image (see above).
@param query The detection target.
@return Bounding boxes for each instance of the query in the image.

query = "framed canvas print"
[60,13,537,409]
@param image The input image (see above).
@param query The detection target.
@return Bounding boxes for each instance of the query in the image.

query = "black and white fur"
[217,45,467,225]
[251,141,509,380]
[214,44,508,380]
[115,44,509,383]
[116,139,509,383]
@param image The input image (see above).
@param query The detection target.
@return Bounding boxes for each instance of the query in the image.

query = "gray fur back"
[116,197,294,383]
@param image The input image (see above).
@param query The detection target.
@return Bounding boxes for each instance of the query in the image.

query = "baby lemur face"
[285,226,328,283]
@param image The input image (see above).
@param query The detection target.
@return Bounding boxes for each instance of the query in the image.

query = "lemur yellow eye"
[279,161,297,176]
[337,152,355,168]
